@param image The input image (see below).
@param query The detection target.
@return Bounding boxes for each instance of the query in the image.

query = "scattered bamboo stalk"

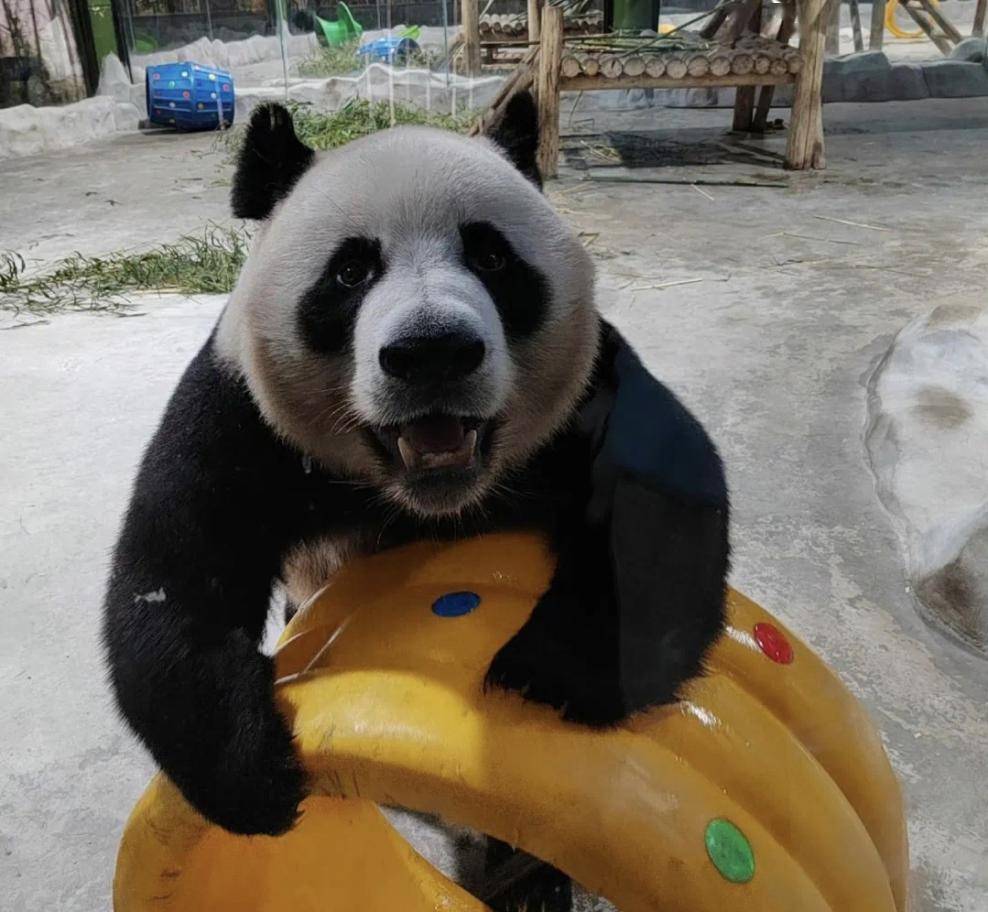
[813,214,890,231]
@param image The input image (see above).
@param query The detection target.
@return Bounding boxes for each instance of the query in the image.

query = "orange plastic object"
[114,532,908,912]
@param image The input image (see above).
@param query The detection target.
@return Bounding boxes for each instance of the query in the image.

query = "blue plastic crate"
[357,37,420,65]
[146,62,235,131]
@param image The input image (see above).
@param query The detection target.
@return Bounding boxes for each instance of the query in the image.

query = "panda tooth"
[397,437,418,470]
[464,429,478,456]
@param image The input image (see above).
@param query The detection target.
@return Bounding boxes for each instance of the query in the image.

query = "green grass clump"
[295,41,362,77]
[0,225,250,316]
[283,98,473,151]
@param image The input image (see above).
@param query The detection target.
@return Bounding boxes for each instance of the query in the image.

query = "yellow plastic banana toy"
[114,532,908,912]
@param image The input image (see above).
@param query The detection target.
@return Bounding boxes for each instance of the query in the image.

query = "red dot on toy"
[753,622,794,665]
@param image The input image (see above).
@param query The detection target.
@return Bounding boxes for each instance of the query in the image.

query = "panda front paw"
[484,597,632,727]
[136,644,309,837]
[181,715,307,836]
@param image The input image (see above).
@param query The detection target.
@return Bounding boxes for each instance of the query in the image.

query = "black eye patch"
[297,237,383,355]
[460,222,548,341]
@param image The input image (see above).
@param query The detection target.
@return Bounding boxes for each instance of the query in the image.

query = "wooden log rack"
[468,0,827,176]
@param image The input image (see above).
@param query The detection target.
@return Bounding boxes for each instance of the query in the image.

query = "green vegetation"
[287,98,474,151]
[0,225,250,316]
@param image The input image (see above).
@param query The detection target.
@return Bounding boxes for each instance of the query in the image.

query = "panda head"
[218,96,599,518]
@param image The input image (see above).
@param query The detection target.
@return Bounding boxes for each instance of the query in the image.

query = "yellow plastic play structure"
[114,532,909,912]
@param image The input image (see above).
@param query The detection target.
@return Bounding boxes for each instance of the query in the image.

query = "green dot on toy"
[704,818,755,884]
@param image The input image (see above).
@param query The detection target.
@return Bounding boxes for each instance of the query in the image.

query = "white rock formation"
[865,303,988,654]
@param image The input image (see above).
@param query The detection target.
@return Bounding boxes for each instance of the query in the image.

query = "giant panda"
[103,93,730,908]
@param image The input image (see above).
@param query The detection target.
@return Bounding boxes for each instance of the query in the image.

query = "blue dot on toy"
[432,591,481,618]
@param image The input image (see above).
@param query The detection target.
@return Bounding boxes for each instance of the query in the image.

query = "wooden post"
[849,0,864,49]
[462,0,481,75]
[527,0,542,43]
[974,0,987,36]
[786,0,828,169]
[536,5,563,179]
[869,0,887,47]
[826,0,841,54]
[753,1,796,132]
[733,86,757,131]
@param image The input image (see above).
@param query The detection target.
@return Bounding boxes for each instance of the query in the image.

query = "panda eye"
[337,259,373,288]
[472,247,506,272]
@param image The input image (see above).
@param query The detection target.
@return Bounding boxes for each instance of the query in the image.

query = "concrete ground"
[2,96,988,911]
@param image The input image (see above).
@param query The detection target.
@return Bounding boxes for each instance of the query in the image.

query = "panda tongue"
[401,415,465,453]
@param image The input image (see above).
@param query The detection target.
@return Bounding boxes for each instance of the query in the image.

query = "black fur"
[104,321,728,841]
[461,222,548,340]
[231,104,315,220]
[488,91,542,188]
[297,237,384,355]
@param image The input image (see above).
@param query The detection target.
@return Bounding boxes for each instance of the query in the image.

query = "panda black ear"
[488,91,542,189]
[231,103,315,220]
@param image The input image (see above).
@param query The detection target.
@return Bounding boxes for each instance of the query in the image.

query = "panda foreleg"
[486,324,730,725]
[103,342,309,835]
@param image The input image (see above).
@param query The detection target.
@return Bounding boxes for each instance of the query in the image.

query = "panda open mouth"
[372,415,490,475]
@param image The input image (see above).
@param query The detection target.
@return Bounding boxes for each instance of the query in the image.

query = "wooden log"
[709,51,732,76]
[561,53,582,77]
[753,53,772,74]
[849,0,865,50]
[623,54,647,77]
[730,51,754,75]
[787,54,803,74]
[462,0,481,75]
[537,5,563,178]
[527,0,542,43]
[644,56,666,77]
[786,0,827,169]
[686,53,711,77]
[769,56,789,75]
[479,20,492,35]
[580,52,600,76]
[975,0,987,36]
[600,54,624,77]
[665,54,688,78]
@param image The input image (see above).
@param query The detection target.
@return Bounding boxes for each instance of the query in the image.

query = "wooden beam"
[900,2,953,53]
[869,0,887,47]
[462,0,481,75]
[560,72,795,91]
[536,5,563,178]
[915,0,962,43]
[786,0,828,169]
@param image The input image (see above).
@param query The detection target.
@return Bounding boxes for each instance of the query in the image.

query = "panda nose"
[379,332,486,385]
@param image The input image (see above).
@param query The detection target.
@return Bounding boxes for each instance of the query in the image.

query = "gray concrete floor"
[2,97,988,911]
